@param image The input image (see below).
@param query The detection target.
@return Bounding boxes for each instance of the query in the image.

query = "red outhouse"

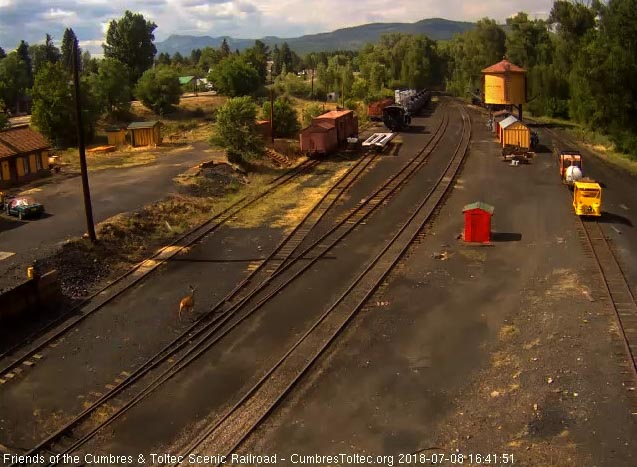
[463,202,494,243]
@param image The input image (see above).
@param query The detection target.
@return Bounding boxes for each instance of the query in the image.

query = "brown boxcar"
[300,122,338,155]
[313,110,358,144]
[367,98,393,120]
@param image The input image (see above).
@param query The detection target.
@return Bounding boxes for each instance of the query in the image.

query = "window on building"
[35,154,43,170]
[22,157,30,175]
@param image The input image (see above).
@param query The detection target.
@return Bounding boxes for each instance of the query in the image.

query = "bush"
[211,96,264,166]
[302,103,323,127]
[262,96,300,137]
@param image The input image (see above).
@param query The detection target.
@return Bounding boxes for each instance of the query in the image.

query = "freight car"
[367,98,394,121]
[382,89,431,131]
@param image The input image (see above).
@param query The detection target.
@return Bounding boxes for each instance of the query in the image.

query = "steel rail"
[14,105,451,466]
[0,159,319,378]
[579,220,637,381]
[14,104,448,466]
[178,104,472,464]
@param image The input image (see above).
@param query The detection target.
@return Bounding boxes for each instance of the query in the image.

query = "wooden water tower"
[481,57,527,119]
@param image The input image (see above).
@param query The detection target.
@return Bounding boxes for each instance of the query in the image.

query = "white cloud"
[43,8,76,20]
[0,0,556,53]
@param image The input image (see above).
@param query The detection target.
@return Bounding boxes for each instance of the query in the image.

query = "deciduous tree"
[92,58,131,117]
[209,55,260,97]
[262,96,300,137]
[103,10,157,84]
[134,66,181,114]
[211,96,264,165]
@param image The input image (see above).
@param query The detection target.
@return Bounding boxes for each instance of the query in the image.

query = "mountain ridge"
[155,18,475,56]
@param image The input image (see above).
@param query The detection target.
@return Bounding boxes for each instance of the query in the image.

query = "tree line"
[2,1,637,156]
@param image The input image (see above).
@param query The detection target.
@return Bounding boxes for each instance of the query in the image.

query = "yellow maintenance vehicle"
[573,180,602,217]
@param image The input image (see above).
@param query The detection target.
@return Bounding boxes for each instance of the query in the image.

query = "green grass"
[528,114,637,176]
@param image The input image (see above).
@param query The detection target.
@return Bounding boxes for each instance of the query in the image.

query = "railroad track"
[547,126,637,397]
[11,103,453,467]
[0,158,320,381]
[175,104,472,465]
[578,219,637,389]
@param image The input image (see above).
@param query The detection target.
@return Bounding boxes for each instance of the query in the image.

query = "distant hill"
[156,18,475,56]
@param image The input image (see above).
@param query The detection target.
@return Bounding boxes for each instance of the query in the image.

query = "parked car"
[4,196,45,219]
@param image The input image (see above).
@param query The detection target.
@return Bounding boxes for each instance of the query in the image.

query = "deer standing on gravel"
[178,285,196,320]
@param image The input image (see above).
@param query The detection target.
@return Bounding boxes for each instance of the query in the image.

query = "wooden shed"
[498,115,517,142]
[500,118,530,149]
[300,122,338,155]
[105,126,127,146]
[127,121,162,147]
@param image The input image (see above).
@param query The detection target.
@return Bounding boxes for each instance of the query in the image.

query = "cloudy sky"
[0,0,554,55]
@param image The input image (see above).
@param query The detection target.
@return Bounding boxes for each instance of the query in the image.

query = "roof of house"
[314,110,353,120]
[0,125,51,159]
[482,59,526,74]
[127,121,160,130]
[499,115,519,129]
[179,76,195,85]
[463,201,495,214]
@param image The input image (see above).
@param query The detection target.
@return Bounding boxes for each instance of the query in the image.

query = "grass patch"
[530,114,637,176]
[58,147,158,172]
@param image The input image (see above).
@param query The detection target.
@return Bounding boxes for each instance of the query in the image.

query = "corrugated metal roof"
[482,59,526,74]
[499,115,519,129]
[0,126,50,159]
[463,202,495,214]
[127,121,160,130]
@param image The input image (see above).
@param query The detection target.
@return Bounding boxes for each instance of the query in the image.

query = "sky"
[0,0,554,55]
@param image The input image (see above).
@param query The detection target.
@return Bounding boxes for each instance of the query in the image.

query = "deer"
[178,285,196,320]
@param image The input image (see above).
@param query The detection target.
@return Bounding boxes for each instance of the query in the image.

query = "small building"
[500,118,530,149]
[463,202,494,243]
[313,109,358,144]
[497,115,518,142]
[127,121,162,147]
[0,125,51,188]
[300,122,338,155]
[105,126,127,146]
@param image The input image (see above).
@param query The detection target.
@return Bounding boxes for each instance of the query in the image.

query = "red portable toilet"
[463,202,494,243]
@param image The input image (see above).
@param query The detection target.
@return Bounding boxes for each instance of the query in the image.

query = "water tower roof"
[482,59,526,74]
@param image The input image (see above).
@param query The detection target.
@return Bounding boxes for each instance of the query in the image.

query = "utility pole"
[269,68,275,144]
[310,69,314,98]
[72,39,96,242]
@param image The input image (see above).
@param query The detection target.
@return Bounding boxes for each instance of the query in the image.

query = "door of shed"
[463,202,494,243]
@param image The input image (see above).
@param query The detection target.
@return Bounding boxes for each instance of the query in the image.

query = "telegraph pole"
[269,68,275,144]
[72,39,96,242]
